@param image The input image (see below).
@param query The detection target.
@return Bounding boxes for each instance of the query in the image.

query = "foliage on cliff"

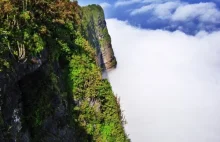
[68,33,128,141]
[0,0,128,141]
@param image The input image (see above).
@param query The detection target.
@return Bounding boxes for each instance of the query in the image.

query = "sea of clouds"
[106,19,220,142]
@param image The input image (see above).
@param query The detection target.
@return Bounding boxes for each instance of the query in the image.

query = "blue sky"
[78,0,220,34]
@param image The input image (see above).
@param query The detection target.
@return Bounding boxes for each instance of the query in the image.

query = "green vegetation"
[68,34,128,141]
[81,5,112,49]
[0,0,128,141]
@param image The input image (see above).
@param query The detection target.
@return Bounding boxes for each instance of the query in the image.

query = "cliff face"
[0,1,128,142]
[81,5,117,70]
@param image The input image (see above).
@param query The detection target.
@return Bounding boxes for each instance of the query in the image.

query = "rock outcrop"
[81,5,117,70]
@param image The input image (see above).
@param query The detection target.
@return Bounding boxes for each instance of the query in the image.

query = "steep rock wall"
[81,5,117,70]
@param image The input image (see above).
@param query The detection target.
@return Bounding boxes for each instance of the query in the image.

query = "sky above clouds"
[78,0,220,34]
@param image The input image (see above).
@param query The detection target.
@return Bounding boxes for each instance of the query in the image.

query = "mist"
[106,19,220,142]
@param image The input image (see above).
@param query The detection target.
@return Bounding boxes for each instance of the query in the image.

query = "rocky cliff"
[81,5,117,70]
[0,1,128,141]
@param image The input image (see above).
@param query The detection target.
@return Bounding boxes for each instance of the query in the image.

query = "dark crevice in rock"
[11,62,90,142]
[17,63,69,141]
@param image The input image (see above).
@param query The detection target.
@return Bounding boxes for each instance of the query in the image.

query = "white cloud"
[130,1,180,16]
[115,0,141,7]
[142,0,177,3]
[99,2,112,9]
[130,2,220,24]
[153,1,181,19]
[130,4,155,15]
[107,18,220,142]
[115,0,175,7]
[172,2,220,23]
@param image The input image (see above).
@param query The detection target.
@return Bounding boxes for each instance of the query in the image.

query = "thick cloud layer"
[106,19,220,142]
